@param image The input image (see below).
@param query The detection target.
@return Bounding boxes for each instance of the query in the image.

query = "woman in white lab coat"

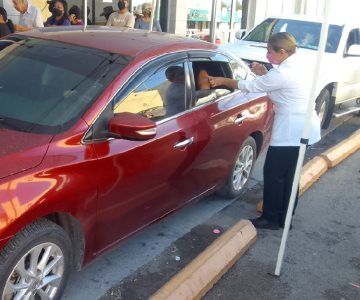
[209,32,321,230]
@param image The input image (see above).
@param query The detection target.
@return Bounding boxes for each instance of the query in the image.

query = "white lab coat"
[238,54,321,146]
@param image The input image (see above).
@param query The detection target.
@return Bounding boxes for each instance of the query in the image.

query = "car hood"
[0,129,53,179]
[221,41,269,63]
[221,40,336,80]
[222,40,336,61]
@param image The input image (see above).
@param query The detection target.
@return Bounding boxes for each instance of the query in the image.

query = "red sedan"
[0,27,273,299]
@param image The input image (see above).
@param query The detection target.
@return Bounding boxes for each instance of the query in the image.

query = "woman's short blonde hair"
[268,32,297,55]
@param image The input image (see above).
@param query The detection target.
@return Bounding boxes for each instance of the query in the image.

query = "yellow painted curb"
[299,156,328,196]
[149,220,256,300]
[321,129,360,168]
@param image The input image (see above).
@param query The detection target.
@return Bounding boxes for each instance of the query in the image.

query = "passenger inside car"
[193,62,231,106]
[164,65,186,117]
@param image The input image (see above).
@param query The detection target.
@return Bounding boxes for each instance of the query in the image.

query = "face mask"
[266,52,280,65]
[52,8,62,17]
[118,1,126,10]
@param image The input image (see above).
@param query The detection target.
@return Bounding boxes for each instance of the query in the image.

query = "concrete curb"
[320,129,360,168]
[299,156,328,196]
[256,128,360,213]
[149,220,256,300]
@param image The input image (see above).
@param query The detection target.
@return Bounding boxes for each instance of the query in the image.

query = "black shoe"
[250,217,280,230]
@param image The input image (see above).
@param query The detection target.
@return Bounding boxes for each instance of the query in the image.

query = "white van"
[221,15,360,129]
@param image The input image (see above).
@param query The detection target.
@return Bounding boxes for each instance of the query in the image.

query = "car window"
[0,35,130,134]
[346,28,360,51]
[244,18,343,53]
[114,62,186,122]
[191,60,232,106]
[229,60,248,81]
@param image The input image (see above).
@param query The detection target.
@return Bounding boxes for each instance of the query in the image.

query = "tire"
[315,88,333,129]
[217,136,257,199]
[0,219,72,300]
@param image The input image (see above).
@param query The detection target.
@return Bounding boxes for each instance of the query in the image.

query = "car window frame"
[84,52,193,143]
[187,50,249,109]
[112,54,192,123]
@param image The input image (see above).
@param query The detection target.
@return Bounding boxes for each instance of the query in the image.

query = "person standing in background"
[0,7,15,37]
[100,6,115,23]
[106,0,134,28]
[12,0,43,31]
[209,32,321,230]
[134,2,161,31]
[133,4,143,22]
[68,5,83,25]
[44,0,70,26]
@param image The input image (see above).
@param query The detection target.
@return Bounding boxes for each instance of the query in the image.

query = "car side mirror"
[108,112,156,140]
[346,44,360,57]
[235,30,246,40]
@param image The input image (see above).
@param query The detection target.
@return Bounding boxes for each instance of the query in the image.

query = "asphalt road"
[62,114,359,300]
[203,137,360,300]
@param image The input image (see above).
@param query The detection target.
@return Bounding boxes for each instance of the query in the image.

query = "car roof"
[19,26,218,57]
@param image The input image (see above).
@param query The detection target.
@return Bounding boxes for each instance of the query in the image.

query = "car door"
[186,52,266,195]
[336,27,360,102]
[89,56,202,253]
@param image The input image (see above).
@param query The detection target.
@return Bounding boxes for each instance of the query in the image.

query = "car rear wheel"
[217,136,257,199]
[0,219,72,300]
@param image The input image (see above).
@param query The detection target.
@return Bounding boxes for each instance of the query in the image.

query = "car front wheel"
[0,219,72,300]
[315,88,333,129]
[217,136,257,198]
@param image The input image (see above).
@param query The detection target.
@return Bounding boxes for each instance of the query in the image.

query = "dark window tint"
[244,18,343,53]
[346,28,360,51]
[0,36,131,134]
[114,63,186,122]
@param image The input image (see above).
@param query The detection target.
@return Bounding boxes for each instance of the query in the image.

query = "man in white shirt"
[12,0,44,31]
[106,0,135,28]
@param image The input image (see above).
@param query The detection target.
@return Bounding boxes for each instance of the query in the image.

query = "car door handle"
[174,137,194,148]
[234,114,248,124]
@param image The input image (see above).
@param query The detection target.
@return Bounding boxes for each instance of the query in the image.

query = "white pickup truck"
[221,15,360,129]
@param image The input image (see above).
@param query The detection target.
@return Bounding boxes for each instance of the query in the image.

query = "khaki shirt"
[106,11,135,28]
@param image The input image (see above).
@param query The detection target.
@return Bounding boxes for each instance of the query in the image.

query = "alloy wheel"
[232,144,254,191]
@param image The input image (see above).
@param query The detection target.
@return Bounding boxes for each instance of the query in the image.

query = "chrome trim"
[136,128,157,136]
[234,114,248,124]
[81,137,115,145]
[174,137,194,148]
[190,89,244,112]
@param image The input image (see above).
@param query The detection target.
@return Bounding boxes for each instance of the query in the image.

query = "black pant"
[262,146,300,226]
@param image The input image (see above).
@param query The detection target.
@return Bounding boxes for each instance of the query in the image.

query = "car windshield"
[244,18,343,53]
[0,36,131,134]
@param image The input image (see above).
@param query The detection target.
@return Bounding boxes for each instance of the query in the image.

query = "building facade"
[1,0,358,44]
